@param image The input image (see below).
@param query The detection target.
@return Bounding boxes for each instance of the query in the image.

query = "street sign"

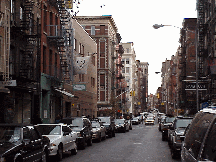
[0,80,17,86]
[73,84,86,91]
[185,82,207,91]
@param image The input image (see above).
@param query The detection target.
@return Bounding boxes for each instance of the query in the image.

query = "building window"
[79,43,81,54]
[126,58,129,64]
[49,50,52,75]
[50,12,53,36]
[121,59,125,64]
[100,41,105,57]
[74,38,77,51]
[43,46,46,73]
[100,25,105,35]
[20,6,23,20]
[82,45,84,55]
[55,53,57,76]
[122,67,125,73]
[126,67,129,73]
[43,6,47,32]
[91,25,95,35]
[91,77,95,87]
[79,74,84,82]
[92,55,95,66]
[126,48,130,53]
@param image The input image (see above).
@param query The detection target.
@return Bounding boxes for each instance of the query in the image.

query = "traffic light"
[133,91,135,96]
[130,91,132,96]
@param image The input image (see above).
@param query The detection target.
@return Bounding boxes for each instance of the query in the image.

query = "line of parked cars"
[0,116,134,162]
[158,113,193,159]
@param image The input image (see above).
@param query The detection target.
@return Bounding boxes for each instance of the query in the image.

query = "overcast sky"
[73,0,197,95]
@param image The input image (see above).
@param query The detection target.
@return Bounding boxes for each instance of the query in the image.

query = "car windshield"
[115,119,124,124]
[165,117,175,123]
[147,117,154,120]
[175,119,192,128]
[37,125,61,135]
[0,126,21,143]
[71,118,83,127]
[92,122,100,128]
[98,117,110,123]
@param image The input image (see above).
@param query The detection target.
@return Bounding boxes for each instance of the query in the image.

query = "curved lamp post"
[153,24,199,112]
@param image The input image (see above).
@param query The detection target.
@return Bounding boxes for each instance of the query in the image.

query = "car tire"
[40,151,47,162]
[162,133,166,141]
[57,145,63,161]
[103,134,106,140]
[71,143,78,155]
[171,148,177,159]
[112,131,115,137]
[87,138,92,146]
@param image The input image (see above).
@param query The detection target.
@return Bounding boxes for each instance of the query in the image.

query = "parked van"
[181,106,216,161]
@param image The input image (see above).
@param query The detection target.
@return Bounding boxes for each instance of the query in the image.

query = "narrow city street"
[60,121,180,162]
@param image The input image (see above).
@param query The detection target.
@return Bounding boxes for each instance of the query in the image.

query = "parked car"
[158,112,165,123]
[161,116,175,141]
[98,116,115,138]
[91,121,106,142]
[59,117,93,149]
[114,119,129,133]
[131,117,139,125]
[0,124,49,162]
[145,116,155,125]
[167,116,193,159]
[158,115,166,131]
[36,123,78,161]
[181,106,216,162]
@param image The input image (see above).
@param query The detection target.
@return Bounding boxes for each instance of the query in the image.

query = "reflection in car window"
[92,122,100,128]
[114,119,125,124]
[37,125,61,135]
[165,117,175,123]
[147,117,154,120]
[202,121,216,161]
[72,118,83,127]
[0,126,21,143]
[175,119,192,128]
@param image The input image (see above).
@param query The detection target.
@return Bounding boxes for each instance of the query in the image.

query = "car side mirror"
[63,132,70,136]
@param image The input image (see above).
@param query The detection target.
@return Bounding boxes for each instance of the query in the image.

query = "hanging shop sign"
[0,80,17,86]
[73,84,86,91]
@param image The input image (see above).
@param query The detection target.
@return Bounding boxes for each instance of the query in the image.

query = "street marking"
[134,143,142,145]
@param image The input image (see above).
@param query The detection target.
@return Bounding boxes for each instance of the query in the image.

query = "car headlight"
[0,157,6,162]
[50,143,57,147]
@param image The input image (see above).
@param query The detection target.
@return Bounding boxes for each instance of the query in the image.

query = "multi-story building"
[121,42,136,115]
[140,62,149,112]
[75,16,119,117]
[70,18,97,118]
[178,18,196,114]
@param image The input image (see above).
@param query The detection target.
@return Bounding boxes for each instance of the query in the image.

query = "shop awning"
[54,88,74,98]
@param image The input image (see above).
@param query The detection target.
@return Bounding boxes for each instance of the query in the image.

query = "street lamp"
[153,23,199,112]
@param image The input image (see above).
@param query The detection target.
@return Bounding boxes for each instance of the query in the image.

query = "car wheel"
[71,143,78,155]
[87,138,92,146]
[41,151,47,162]
[57,145,63,161]
[171,148,178,159]
[162,133,166,141]
[98,134,101,142]
[103,134,106,140]
[112,131,115,137]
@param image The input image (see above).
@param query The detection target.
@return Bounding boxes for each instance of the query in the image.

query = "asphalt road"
[59,120,181,162]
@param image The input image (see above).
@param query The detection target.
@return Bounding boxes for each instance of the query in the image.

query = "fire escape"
[0,7,10,82]
[18,0,40,81]
[47,0,73,83]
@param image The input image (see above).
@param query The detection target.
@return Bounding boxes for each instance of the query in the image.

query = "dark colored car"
[181,106,216,162]
[167,116,193,159]
[59,117,93,149]
[161,116,175,141]
[0,124,49,162]
[98,117,115,138]
[114,119,129,133]
[158,115,166,131]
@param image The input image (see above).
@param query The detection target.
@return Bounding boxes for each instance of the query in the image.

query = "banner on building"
[73,56,91,74]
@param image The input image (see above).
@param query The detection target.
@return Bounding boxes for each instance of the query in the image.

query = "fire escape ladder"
[197,0,205,77]
[2,7,10,82]
[19,0,37,80]
[57,0,73,81]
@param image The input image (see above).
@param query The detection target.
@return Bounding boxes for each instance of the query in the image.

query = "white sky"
[73,0,197,95]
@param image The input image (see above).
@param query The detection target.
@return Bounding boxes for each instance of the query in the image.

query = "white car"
[145,117,155,125]
[36,123,78,161]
